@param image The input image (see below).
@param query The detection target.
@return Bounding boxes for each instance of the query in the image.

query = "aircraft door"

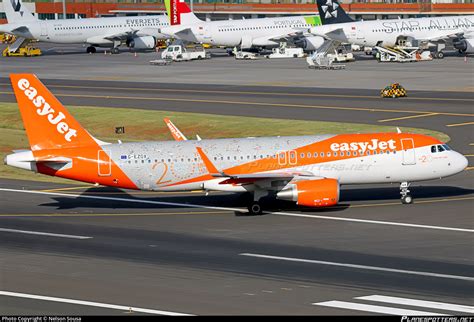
[401,138,416,165]
[98,150,112,176]
[40,22,48,37]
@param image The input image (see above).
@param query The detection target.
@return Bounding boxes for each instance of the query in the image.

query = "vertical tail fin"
[4,0,37,23]
[165,0,202,26]
[316,0,353,25]
[10,74,98,151]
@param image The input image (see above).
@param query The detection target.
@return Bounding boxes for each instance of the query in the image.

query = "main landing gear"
[246,189,267,215]
[86,46,96,54]
[248,201,263,216]
[400,181,413,204]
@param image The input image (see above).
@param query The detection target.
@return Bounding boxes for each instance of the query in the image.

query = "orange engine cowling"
[276,178,340,207]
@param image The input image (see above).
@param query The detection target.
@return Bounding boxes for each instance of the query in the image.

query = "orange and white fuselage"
[5,74,468,210]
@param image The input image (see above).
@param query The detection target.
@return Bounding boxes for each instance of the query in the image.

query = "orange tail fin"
[10,74,97,151]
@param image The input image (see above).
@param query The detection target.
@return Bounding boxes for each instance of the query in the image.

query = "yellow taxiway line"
[0,210,231,218]
[0,196,472,218]
[446,122,474,127]
[1,83,473,102]
[1,91,472,117]
[378,113,439,123]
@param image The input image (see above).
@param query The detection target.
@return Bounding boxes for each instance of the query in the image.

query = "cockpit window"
[437,145,445,152]
[431,145,437,153]
[442,144,452,151]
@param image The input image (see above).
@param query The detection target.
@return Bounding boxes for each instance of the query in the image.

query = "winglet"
[196,147,226,177]
[164,118,188,141]
[397,127,402,134]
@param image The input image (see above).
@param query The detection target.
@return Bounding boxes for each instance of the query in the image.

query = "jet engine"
[294,36,325,51]
[126,36,156,49]
[276,178,340,207]
[240,35,253,50]
[453,38,474,54]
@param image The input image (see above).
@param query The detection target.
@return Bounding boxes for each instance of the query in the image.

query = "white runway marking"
[0,291,193,316]
[356,295,474,314]
[240,253,474,282]
[1,188,472,233]
[313,300,445,316]
[0,228,92,240]
[271,211,474,233]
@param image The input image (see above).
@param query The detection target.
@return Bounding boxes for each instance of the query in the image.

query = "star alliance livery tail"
[165,0,202,25]
[4,0,37,23]
[316,0,353,25]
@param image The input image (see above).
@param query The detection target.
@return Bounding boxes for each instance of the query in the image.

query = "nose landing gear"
[400,181,413,204]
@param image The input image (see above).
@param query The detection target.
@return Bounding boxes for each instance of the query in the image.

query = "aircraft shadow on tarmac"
[39,185,473,214]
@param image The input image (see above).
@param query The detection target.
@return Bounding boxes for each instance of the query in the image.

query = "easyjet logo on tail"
[18,78,77,142]
[330,139,396,153]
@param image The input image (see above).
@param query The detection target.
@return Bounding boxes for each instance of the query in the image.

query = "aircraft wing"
[417,31,465,43]
[164,118,188,141]
[267,30,306,42]
[102,30,137,41]
[196,147,316,186]
[310,28,346,41]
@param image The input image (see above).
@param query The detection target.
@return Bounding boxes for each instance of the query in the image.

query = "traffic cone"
[134,52,137,57]
[464,55,467,63]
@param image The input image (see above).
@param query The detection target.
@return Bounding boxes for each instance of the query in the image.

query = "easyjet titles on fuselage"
[330,139,397,153]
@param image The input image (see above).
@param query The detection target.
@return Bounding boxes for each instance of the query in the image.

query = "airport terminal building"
[1,0,473,24]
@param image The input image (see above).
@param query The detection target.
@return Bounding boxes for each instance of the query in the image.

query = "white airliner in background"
[159,0,346,51]
[312,0,474,56]
[0,0,170,53]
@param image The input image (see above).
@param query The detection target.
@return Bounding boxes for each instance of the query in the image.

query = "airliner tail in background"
[4,0,37,23]
[166,0,202,26]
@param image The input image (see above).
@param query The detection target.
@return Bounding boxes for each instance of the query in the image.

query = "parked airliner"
[0,0,170,53]
[159,0,341,51]
[5,74,467,214]
[311,0,474,56]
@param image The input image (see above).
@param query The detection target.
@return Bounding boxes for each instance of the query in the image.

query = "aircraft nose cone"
[459,153,469,171]
[452,152,468,174]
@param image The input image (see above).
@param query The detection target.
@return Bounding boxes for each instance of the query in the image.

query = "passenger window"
[431,146,437,153]
[320,152,324,157]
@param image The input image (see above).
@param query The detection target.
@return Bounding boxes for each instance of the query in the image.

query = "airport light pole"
[62,0,66,19]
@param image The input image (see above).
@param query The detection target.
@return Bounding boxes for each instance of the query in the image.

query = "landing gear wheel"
[435,51,444,59]
[248,202,263,216]
[86,46,96,54]
[112,47,119,54]
[401,195,413,204]
[399,182,412,205]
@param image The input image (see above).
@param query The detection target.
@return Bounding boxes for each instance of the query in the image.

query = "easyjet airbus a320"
[5,74,468,214]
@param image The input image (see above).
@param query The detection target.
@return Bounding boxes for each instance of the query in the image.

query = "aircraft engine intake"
[276,178,340,207]
[127,36,156,49]
[294,36,325,51]
[453,38,473,53]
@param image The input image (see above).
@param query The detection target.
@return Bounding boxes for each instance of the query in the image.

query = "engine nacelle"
[240,35,253,49]
[276,178,339,207]
[294,36,325,51]
[127,36,156,49]
[453,38,474,53]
